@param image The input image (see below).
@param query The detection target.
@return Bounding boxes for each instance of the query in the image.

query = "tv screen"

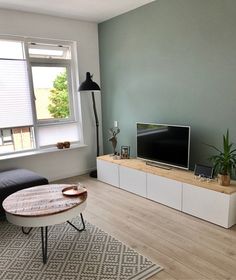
[137,123,190,170]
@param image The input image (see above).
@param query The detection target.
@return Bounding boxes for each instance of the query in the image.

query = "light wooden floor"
[55,174,236,280]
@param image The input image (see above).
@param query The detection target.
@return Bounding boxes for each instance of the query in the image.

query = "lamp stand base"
[89,170,97,178]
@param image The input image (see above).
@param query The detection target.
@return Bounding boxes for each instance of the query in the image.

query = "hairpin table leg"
[22,227,33,234]
[41,226,48,264]
[67,213,85,232]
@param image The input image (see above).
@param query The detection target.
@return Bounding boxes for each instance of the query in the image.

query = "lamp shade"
[78,72,100,92]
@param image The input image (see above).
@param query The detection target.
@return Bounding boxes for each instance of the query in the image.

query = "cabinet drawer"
[119,166,146,197]
[147,173,182,210]
[182,183,230,227]
[97,159,119,187]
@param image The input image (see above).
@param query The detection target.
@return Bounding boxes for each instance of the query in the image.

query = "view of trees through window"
[32,66,70,121]
[48,71,69,118]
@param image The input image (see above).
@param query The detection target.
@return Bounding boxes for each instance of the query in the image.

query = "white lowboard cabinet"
[182,183,236,228]
[147,173,182,210]
[120,166,146,197]
[97,155,236,228]
[97,158,119,187]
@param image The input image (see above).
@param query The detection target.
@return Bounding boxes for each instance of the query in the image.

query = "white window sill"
[0,143,88,160]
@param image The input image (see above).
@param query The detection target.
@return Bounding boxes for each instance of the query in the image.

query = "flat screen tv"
[137,123,191,170]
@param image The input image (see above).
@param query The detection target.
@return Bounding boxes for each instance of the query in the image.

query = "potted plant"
[207,130,236,186]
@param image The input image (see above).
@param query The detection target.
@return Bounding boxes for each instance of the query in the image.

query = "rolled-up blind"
[0,39,33,129]
[0,59,33,128]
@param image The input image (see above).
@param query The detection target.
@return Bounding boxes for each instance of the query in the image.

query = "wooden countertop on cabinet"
[97,155,236,194]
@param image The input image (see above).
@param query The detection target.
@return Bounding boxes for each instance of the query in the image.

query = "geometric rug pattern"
[0,217,163,280]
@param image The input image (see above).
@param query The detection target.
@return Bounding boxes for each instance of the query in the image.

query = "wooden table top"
[3,184,87,217]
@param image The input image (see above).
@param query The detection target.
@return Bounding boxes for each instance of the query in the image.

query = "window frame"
[30,60,75,125]
[0,35,81,155]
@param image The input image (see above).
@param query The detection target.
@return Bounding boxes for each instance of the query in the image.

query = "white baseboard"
[49,167,95,182]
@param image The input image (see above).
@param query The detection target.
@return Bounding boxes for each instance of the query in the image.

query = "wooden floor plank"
[86,196,233,280]
[54,175,236,280]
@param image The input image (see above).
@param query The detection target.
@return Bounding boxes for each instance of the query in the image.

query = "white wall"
[0,9,102,181]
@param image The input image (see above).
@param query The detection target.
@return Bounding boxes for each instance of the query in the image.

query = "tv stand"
[146,161,171,170]
[97,155,236,228]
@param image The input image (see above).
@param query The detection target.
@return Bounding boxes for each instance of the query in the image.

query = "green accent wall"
[98,0,236,170]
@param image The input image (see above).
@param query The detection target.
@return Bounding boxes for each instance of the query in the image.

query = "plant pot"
[56,142,64,149]
[63,141,70,148]
[218,174,231,186]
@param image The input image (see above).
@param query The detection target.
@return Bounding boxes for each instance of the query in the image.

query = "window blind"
[0,59,33,128]
[38,123,79,146]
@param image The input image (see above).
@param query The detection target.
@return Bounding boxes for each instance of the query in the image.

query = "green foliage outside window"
[48,71,70,118]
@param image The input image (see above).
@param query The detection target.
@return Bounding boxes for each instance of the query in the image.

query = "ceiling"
[0,0,155,23]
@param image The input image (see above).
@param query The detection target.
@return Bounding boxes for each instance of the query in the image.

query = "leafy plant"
[207,130,236,176]
[48,71,69,118]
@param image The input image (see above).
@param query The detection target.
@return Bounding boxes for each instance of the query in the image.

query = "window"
[0,127,35,153]
[0,37,80,155]
[32,66,71,122]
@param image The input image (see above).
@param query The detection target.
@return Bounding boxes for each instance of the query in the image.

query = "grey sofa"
[0,169,48,214]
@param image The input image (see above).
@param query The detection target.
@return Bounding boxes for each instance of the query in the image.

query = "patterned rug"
[0,217,163,280]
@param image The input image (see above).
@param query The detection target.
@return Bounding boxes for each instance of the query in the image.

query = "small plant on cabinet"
[207,130,236,186]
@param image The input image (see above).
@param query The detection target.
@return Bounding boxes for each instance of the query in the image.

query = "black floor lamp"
[78,72,101,178]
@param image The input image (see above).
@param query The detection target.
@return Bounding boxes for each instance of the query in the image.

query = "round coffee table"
[3,184,87,264]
